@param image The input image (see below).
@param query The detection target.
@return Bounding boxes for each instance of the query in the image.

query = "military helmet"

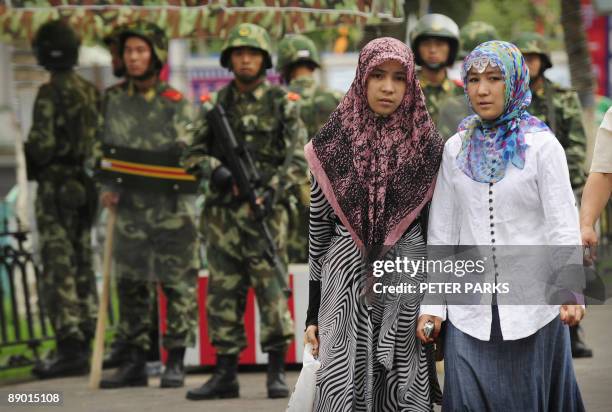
[103,25,125,47]
[220,23,273,70]
[276,34,321,73]
[410,13,460,67]
[119,21,168,67]
[458,21,499,60]
[512,32,552,71]
[32,19,80,70]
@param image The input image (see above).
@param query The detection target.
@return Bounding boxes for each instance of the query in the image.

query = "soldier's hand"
[100,191,119,209]
[304,325,319,357]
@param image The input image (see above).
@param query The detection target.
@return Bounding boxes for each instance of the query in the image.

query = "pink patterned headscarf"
[304,37,443,258]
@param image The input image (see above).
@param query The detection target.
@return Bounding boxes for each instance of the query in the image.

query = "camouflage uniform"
[101,80,199,353]
[276,34,343,262]
[27,70,100,345]
[99,23,199,355]
[26,20,100,379]
[418,73,464,126]
[514,32,587,189]
[410,14,463,126]
[184,24,305,357]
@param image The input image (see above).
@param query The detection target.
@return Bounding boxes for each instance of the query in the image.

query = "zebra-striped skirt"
[310,179,440,412]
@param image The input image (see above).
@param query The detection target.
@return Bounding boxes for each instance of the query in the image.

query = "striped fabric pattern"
[309,177,440,411]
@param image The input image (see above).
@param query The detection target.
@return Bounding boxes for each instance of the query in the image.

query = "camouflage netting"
[0,1,404,44]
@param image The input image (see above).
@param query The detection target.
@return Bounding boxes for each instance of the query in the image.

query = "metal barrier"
[0,216,51,371]
[0,205,119,372]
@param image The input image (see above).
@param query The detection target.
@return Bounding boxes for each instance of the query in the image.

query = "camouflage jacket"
[287,75,342,140]
[99,79,195,208]
[183,80,308,206]
[25,70,101,182]
[528,78,586,189]
[417,70,464,127]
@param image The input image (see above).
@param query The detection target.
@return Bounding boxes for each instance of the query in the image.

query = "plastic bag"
[286,343,321,412]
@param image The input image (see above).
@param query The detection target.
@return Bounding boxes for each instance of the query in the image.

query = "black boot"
[99,346,148,388]
[103,341,128,369]
[160,347,185,388]
[185,354,239,400]
[267,350,289,399]
[32,337,89,379]
[570,324,593,358]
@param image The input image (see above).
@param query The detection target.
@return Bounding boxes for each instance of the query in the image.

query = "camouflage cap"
[32,19,80,70]
[276,34,321,73]
[221,23,273,69]
[410,13,460,67]
[458,21,499,60]
[119,21,168,66]
[512,32,552,70]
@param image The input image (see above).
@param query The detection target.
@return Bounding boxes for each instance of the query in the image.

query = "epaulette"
[161,87,183,102]
[287,91,301,101]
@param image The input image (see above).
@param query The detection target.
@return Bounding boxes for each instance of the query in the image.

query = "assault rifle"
[207,104,291,297]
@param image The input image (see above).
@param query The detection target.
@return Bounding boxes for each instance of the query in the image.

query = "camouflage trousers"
[113,198,199,351]
[286,181,310,263]
[203,201,294,355]
[35,182,97,342]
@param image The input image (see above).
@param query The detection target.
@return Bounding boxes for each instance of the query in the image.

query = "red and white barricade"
[159,264,309,366]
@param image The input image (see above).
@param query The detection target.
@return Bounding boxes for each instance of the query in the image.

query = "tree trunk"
[560,0,597,169]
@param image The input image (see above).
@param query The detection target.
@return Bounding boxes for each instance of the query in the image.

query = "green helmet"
[410,13,460,67]
[119,21,168,69]
[220,23,273,70]
[458,21,499,60]
[103,25,125,47]
[512,32,552,71]
[276,34,321,75]
[32,19,80,71]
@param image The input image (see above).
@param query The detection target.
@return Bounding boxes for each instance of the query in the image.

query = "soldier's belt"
[97,144,198,194]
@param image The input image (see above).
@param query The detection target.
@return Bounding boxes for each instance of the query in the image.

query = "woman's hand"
[100,191,119,209]
[560,305,585,327]
[304,325,319,357]
[416,314,443,344]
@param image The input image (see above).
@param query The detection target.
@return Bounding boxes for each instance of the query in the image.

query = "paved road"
[2,305,610,411]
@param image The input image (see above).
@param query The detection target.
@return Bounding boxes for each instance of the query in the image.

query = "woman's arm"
[305,173,336,327]
[418,141,457,340]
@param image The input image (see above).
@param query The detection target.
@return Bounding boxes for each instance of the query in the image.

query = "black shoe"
[160,347,185,388]
[267,350,289,399]
[185,354,239,400]
[31,338,89,379]
[103,341,128,369]
[99,346,148,388]
[570,325,593,358]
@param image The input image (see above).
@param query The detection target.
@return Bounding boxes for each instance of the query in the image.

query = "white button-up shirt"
[420,130,581,341]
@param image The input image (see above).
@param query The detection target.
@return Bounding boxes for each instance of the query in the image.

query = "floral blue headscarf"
[456,41,549,183]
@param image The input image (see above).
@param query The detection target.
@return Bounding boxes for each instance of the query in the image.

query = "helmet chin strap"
[423,61,445,71]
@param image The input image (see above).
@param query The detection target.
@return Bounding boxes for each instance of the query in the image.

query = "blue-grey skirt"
[442,306,584,412]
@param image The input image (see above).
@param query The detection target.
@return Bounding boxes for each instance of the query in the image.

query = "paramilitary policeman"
[26,20,100,379]
[97,22,199,389]
[514,32,591,358]
[183,23,307,400]
[410,13,464,126]
[276,33,343,263]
